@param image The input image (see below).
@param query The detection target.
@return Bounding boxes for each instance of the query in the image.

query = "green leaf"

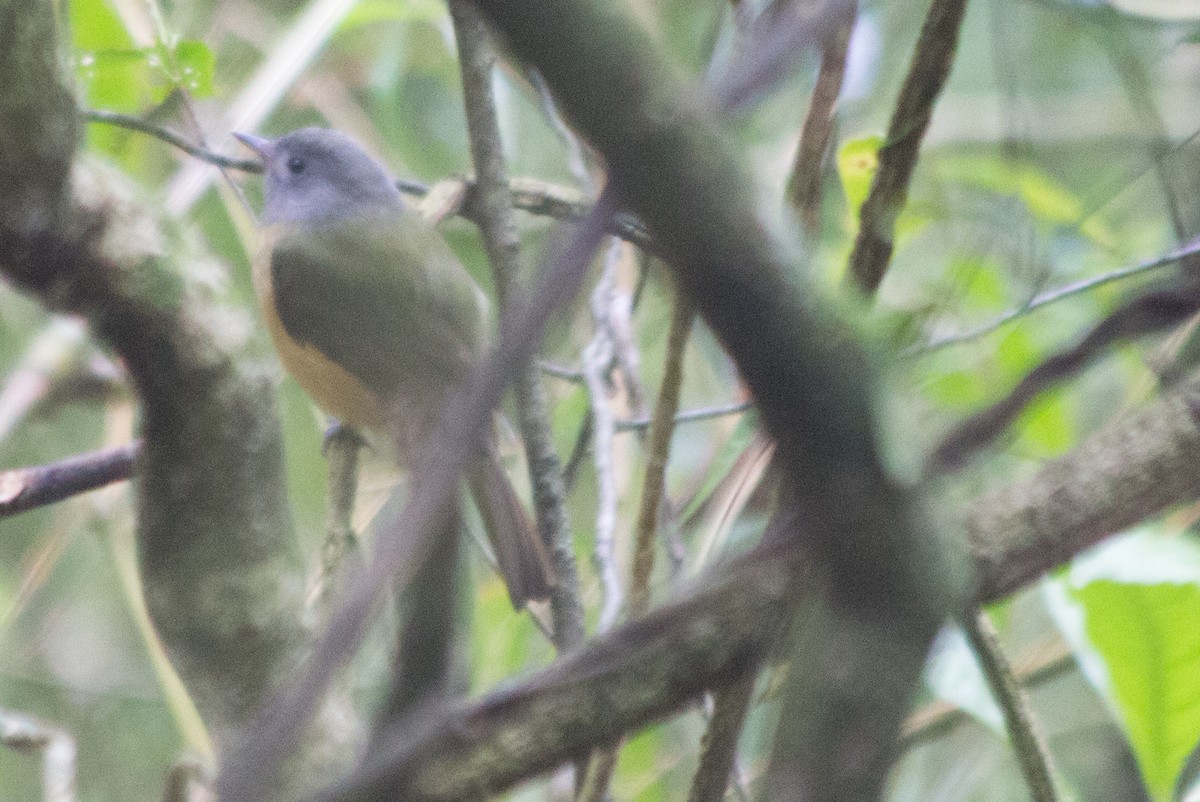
[837,135,882,220]
[173,40,215,97]
[71,0,134,52]
[1014,388,1074,458]
[938,155,1083,227]
[76,49,160,112]
[924,370,986,409]
[1017,169,1083,226]
[995,326,1040,377]
[1075,582,1200,800]
[339,0,445,31]
[1057,531,1200,801]
[948,254,1008,313]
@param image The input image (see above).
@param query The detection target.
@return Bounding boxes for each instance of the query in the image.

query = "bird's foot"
[322,419,367,455]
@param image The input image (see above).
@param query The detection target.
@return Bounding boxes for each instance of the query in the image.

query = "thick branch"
[318,360,1200,800]
[323,540,802,801]
[0,3,354,794]
[968,368,1200,600]
[468,1,955,799]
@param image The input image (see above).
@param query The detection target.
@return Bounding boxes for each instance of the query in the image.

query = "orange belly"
[253,239,385,429]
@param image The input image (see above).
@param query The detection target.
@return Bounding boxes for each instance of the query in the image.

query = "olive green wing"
[269,214,489,399]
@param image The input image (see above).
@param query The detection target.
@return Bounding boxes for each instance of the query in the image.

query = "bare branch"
[0,318,90,443]
[0,442,138,518]
[900,639,1074,749]
[688,671,758,802]
[629,291,694,616]
[968,365,1200,601]
[82,109,262,172]
[450,0,587,652]
[308,427,365,616]
[847,0,969,294]
[616,400,751,432]
[786,3,857,232]
[963,612,1064,802]
[318,538,801,801]
[583,240,626,631]
[928,284,1200,473]
[911,236,1200,354]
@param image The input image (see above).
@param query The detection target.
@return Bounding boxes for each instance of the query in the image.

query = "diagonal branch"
[0,442,138,518]
[319,538,803,801]
[787,2,857,232]
[318,358,1200,801]
[847,0,969,294]
[449,0,587,652]
[0,3,356,796]
[468,1,956,800]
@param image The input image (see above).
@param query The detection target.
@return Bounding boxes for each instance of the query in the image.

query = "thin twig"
[688,671,758,802]
[164,0,362,213]
[583,239,626,632]
[307,426,364,616]
[963,612,1063,802]
[538,360,584,382]
[617,400,751,432]
[629,292,694,616]
[583,291,694,802]
[847,0,969,294]
[576,748,620,802]
[910,236,1200,354]
[927,284,1200,474]
[0,442,139,519]
[786,3,857,232]
[0,708,77,802]
[448,0,586,653]
[85,106,656,253]
[900,637,1074,748]
[606,246,651,422]
[83,109,263,172]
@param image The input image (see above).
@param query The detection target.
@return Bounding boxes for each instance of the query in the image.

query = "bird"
[234,127,554,608]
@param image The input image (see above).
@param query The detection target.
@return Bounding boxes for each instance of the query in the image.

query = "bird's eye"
[286,156,306,175]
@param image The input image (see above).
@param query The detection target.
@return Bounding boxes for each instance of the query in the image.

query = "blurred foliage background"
[6,0,1200,799]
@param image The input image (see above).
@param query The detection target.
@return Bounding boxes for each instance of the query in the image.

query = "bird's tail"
[468,448,555,608]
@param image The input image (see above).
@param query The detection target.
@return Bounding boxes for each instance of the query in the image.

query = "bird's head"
[234,127,403,226]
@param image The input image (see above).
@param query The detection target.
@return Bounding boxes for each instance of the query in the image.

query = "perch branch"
[450,0,587,652]
[307,358,1200,800]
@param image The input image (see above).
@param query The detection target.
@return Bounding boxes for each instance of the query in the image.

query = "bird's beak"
[233,131,274,160]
